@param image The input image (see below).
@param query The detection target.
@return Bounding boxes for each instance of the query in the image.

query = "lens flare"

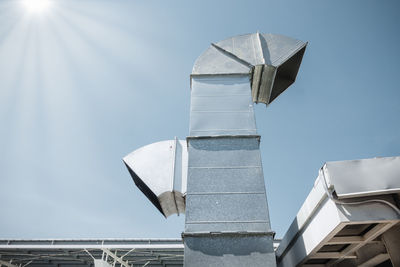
[22,0,52,14]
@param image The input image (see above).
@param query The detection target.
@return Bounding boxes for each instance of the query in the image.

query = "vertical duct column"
[184,33,307,266]
[184,74,276,267]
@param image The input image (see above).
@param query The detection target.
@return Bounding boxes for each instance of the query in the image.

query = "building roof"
[0,238,282,267]
[0,239,184,267]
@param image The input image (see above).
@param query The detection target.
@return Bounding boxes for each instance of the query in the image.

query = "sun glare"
[22,0,52,14]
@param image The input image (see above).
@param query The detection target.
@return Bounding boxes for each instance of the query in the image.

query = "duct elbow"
[123,139,188,217]
[191,33,307,106]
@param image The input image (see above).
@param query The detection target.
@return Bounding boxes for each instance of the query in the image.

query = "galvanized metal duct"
[123,139,188,217]
[191,33,307,108]
[122,32,307,266]
[184,33,307,267]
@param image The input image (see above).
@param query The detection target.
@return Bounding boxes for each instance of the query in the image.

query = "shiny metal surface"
[184,137,276,266]
[123,139,188,217]
[190,75,256,136]
[184,32,307,266]
[184,235,276,267]
[122,32,306,266]
[185,137,271,233]
[192,33,307,106]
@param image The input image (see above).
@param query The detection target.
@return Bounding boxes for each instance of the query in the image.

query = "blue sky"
[0,0,399,239]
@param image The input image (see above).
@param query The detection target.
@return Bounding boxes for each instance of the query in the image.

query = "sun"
[22,0,52,14]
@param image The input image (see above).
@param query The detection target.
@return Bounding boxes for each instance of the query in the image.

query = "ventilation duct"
[184,33,307,267]
[123,32,307,267]
[123,139,188,217]
[192,33,307,105]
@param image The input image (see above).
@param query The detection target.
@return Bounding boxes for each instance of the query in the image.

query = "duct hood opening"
[269,45,307,103]
[124,162,164,215]
[191,33,307,107]
[251,44,307,105]
[123,139,188,217]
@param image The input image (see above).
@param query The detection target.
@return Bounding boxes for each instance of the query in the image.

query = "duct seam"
[187,135,260,140]
[182,231,275,238]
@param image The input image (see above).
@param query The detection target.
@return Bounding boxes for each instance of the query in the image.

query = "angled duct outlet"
[123,139,188,217]
[192,33,307,106]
